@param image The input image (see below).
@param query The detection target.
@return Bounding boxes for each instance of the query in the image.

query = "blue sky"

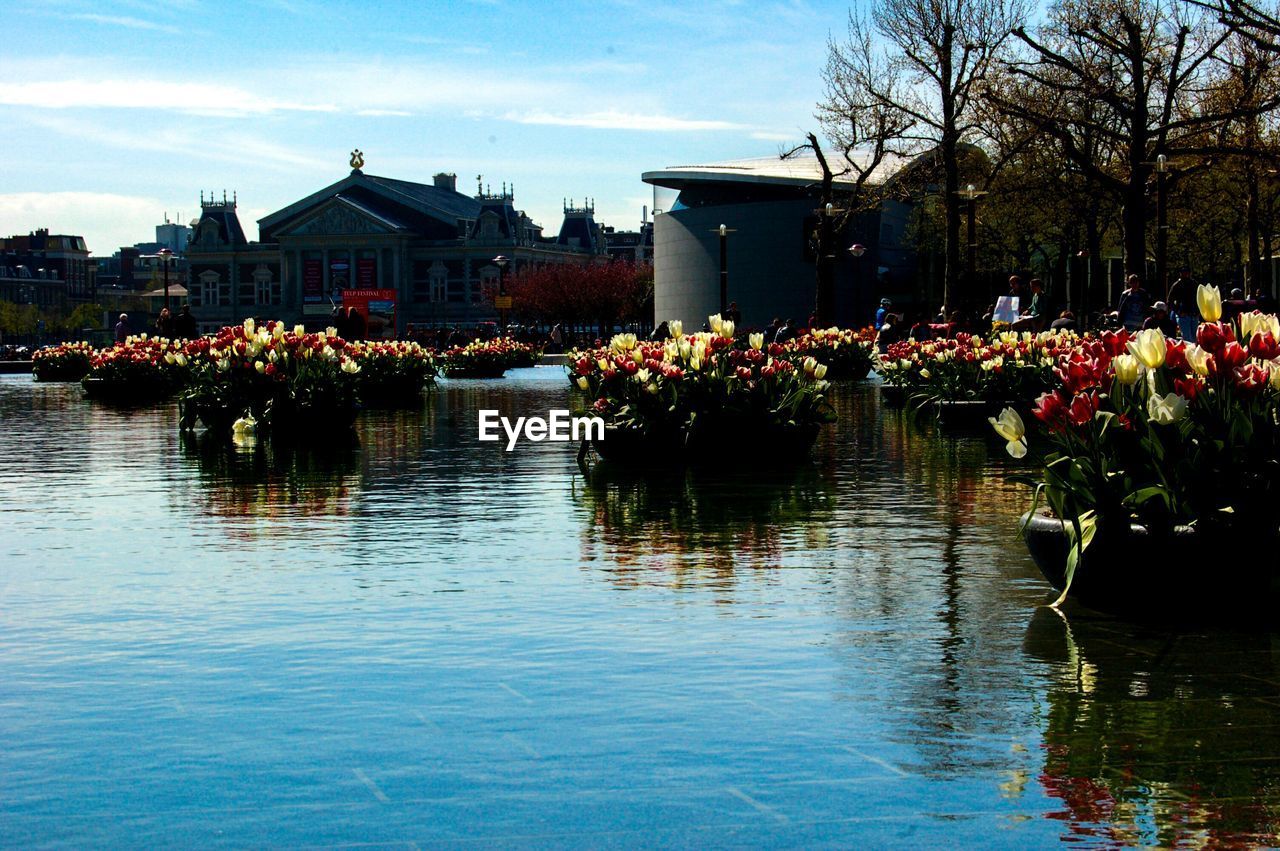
[0,0,859,255]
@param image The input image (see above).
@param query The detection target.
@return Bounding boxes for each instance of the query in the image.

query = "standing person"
[875,298,892,330]
[1116,275,1151,332]
[155,308,174,338]
[175,304,198,338]
[549,323,564,353]
[114,313,130,343]
[875,312,904,353]
[725,301,742,326]
[1015,278,1048,331]
[1167,268,1198,339]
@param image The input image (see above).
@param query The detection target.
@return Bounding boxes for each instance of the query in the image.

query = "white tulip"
[1147,391,1188,425]
[669,320,683,339]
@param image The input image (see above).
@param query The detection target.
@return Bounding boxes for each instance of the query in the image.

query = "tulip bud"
[1112,353,1141,386]
[575,376,590,391]
[254,360,266,374]
[749,332,764,351]
[669,320,683,339]
[1197,284,1222,323]
[814,363,828,380]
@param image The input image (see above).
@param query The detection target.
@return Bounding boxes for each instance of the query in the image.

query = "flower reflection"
[574,462,836,591]
[1024,606,1280,846]
[178,430,362,538]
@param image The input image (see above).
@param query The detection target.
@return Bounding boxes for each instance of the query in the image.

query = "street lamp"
[492,254,509,332]
[1154,154,1169,298]
[158,247,174,311]
[709,224,736,314]
[955,184,988,299]
[848,243,868,324]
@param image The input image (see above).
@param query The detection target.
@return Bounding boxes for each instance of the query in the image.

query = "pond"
[2,370,1279,847]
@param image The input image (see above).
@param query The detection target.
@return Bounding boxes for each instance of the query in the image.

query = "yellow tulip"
[1112,353,1141,385]
[1126,328,1166,369]
[708,314,723,335]
[1197,284,1222,323]
[749,332,764,351]
[669,320,683,339]
[988,407,1028,458]
[814,363,828,379]
[1184,344,1212,377]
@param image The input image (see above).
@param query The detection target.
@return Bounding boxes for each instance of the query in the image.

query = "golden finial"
[350,149,365,171]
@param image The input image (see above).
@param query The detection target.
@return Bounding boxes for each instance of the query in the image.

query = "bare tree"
[989,0,1280,289]
[820,0,1029,313]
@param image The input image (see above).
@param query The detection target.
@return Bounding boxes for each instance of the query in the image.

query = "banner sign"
[356,257,377,289]
[341,288,397,339]
[303,259,324,303]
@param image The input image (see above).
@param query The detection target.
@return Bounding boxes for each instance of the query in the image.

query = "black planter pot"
[590,421,821,466]
[933,398,999,428]
[1021,510,1279,619]
[81,376,174,406]
[880,385,909,408]
[590,424,686,464]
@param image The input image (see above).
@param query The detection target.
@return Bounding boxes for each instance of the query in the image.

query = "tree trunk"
[1247,164,1262,292]
[1122,182,1147,282]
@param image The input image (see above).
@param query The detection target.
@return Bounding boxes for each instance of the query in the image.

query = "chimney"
[433,172,458,192]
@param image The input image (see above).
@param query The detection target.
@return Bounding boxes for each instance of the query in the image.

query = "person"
[1050,309,1078,332]
[1166,268,1197,339]
[1251,285,1278,315]
[649,321,669,342]
[549,323,564,352]
[1015,278,1048,331]
[155,308,174,338]
[875,312,904,352]
[1116,274,1151,332]
[114,313,130,343]
[874,298,892,330]
[725,301,742,326]
[908,314,934,341]
[1224,287,1248,324]
[766,317,784,343]
[1007,275,1026,301]
[1143,301,1177,336]
[174,304,198,338]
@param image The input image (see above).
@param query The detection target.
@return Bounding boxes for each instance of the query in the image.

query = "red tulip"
[1067,392,1099,427]
[1249,331,1280,361]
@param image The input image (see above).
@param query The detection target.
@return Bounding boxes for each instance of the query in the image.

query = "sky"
[0,0,863,256]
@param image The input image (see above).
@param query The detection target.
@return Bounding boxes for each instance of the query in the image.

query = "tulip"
[341,358,360,374]
[254,360,266,374]
[669,320,683,339]
[814,363,828,380]
[1111,353,1141,385]
[575,376,590,391]
[708,314,723,334]
[273,323,285,340]
[1126,328,1166,369]
[293,324,305,336]
[749,332,764,351]
[232,414,257,435]
[1146,391,1188,425]
[1184,344,1213,377]
[1249,331,1280,361]
[988,407,1028,458]
[721,320,736,340]
[803,357,818,375]
[635,368,651,383]
[1240,310,1267,340]
[1271,365,1280,392]
[1196,284,1222,323]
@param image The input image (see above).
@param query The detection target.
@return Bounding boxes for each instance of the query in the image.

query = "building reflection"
[1024,607,1280,846]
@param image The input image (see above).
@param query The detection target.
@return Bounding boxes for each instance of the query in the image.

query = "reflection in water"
[574,462,836,588]
[1025,607,1280,846]
[177,431,362,535]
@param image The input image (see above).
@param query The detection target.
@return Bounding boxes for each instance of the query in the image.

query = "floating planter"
[81,336,187,405]
[348,340,437,406]
[570,315,835,466]
[178,320,361,439]
[439,337,538,378]
[32,342,94,382]
[785,326,877,380]
[995,287,1280,614]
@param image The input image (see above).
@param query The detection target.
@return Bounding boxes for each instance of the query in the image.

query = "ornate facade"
[184,158,606,333]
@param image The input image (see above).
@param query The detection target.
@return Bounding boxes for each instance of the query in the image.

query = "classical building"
[642,153,919,329]
[184,155,608,334]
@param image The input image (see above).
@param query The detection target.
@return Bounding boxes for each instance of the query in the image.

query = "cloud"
[502,110,747,132]
[355,109,413,117]
[0,192,172,255]
[750,131,799,142]
[66,13,183,34]
[0,77,335,116]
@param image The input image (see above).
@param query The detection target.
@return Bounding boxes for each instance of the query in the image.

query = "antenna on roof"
[476,174,483,194]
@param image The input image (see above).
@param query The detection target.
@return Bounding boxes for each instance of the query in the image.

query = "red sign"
[303,259,323,303]
[341,288,398,339]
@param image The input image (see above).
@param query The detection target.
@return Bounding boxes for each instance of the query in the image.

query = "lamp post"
[493,254,509,332]
[1155,154,1169,299]
[709,224,736,315]
[955,184,987,310]
[158,247,173,311]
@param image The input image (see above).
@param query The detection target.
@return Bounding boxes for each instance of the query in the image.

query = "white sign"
[994,296,1020,324]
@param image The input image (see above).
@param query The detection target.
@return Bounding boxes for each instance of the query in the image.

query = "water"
[2,369,1279,847]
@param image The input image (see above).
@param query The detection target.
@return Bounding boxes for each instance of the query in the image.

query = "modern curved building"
[642,152,919,330]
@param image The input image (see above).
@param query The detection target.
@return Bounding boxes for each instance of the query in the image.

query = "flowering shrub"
[439,337,537,378]
[32,341,94,381]
[877,330,1074,404]
[179,319,361,436]
[347,340,437,404]
[994,286,1280,600]
[82,335,189,402]
[569,315,834,457]
[785,327,877,379]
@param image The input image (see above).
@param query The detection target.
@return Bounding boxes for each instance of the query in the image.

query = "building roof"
[642,150,915,192]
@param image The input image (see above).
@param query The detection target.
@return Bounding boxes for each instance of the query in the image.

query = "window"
[254,264,279,305]
[196,269,228,307]
[475,266,498,303]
